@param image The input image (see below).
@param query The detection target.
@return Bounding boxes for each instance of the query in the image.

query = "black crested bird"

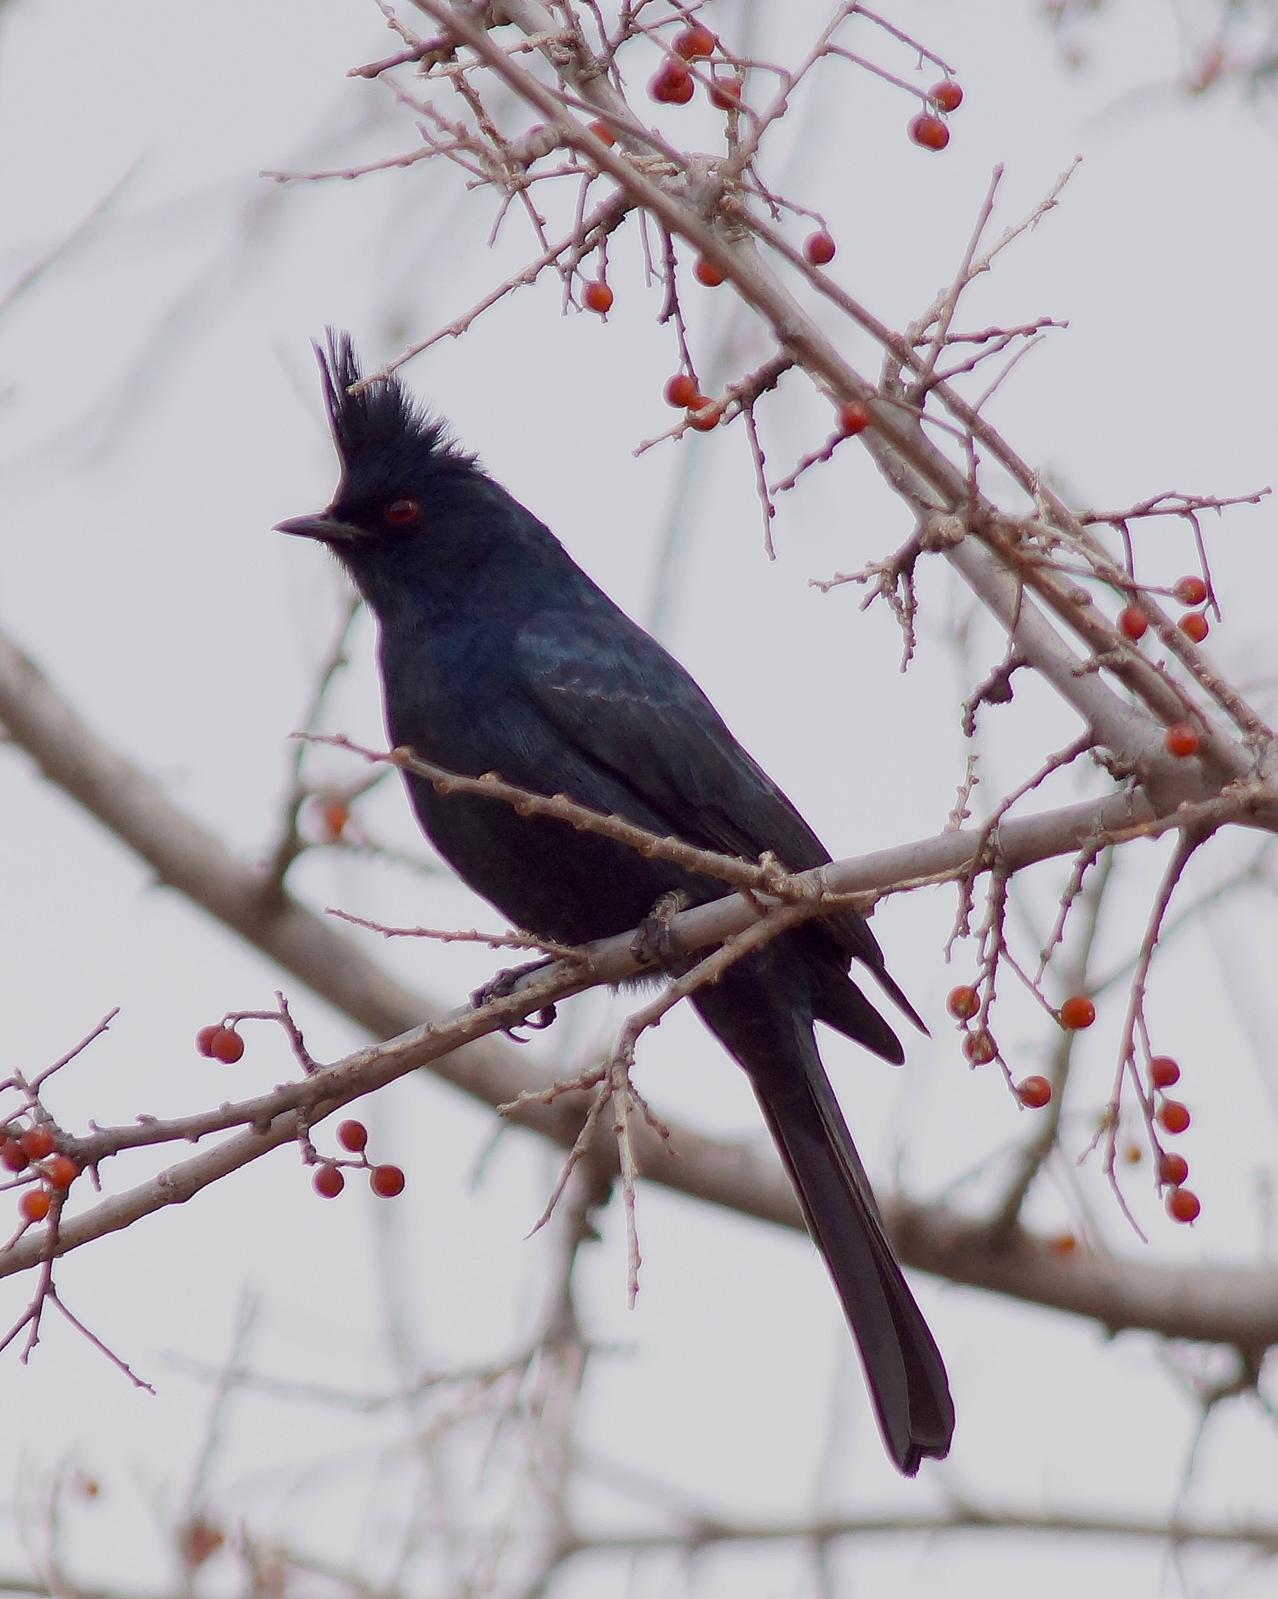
[276,332,954,1474]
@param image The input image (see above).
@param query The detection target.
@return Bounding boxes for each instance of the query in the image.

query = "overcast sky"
[4,3,1278,1596]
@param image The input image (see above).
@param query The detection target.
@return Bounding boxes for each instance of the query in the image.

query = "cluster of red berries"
[3,1123,79,1225]
[662,371,721,431]
[909,80,963,151]
[648,23,741,111]
[1147,1056,1199,1223]
[947,985,995,1067]
[311,1119,405,1201]
[195,1023,245,1064]
[1118,573,1212,649]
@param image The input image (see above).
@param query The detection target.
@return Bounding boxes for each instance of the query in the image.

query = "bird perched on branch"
[276,331,954,1474]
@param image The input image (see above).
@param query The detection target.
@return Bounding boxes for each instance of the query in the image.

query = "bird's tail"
[694,974,954,1474]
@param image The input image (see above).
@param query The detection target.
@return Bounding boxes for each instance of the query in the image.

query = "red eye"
[384,498,421,527]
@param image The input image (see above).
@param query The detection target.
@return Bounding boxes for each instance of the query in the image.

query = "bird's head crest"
[315,330,475,487]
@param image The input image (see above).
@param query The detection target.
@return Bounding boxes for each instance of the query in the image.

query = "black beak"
[274,511,361,543]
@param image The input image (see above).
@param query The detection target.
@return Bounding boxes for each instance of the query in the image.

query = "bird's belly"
[403,773,689,945]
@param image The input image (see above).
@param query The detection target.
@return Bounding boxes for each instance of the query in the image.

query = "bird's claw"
[471,959,558,1041]
[630,889,689,968]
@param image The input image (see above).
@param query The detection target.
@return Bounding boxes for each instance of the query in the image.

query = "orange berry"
[1158,1151,1189,1186]
[1118,605,1148,641]
[1149,1056,1181,1089]
[1016,1075,1052,1109]
[210,1027,245,1064]
[19,1189,52,1224]
[909,112,950,150]
[963,1030,996,1066]
[837,400,871,437]
[313,1163,345,1199]
[370,1164,406,1199]
[20,1127,55,1161]
[1179,610,1209,643]
[693,256,725,287]
[587,119,615,146]
[804,230,837,266]
[583,280,613,314]
[1164,722,1200,759]
[946,985,979,1021]
[687,401,721,432]
[44,1154,78,1190]
[1173,575,1208,606]
[930,79,964,113]
[708,75,742,110]
[319,798,349,840]
[1058,994,1096,1031]
[1123,1142,1143,1165]
[1158,1099,1191,1135]
[649,60,694,105]
[337,1119,368,1153]
[195,1024,222,1057]
[664,373,699,409]
[672,22,716,61]
[1047,1231,1078,1256]
[1166,1186,1201,1224]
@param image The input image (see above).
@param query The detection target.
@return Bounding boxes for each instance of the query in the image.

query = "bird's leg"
[471,960,558,1042]
[629,889,690,970]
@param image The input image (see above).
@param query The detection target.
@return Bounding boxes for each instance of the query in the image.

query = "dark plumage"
[276,332,954,1473]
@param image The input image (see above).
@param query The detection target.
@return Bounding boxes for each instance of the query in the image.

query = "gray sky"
[4,2,1278,1595]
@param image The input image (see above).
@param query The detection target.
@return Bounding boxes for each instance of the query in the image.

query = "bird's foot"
[471,960,558,1042]
[630,890,689,969]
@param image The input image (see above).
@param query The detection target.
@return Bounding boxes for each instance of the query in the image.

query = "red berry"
[19,1189,52,1224]
[1058,994,1096,1031]
[1179,611,1209,643]
[313,1164,345,1199]
[649,61,694,105]
[909,112,950,151]
[946,985,979,1021]
[583,280,613,314]
[1,1139,28,1173]
[336,1119,368,1153]
[210,1027,245,1064]
[1158,1151,1189,1186]
[1016,1075,1053,1109]
[672,22,715,61]
[195,1024,222,1058]
[804,230,836,266]
[588,119,615,146]
[687,401,721,432]
[1158,1100,1191,1136]
[319,798,349,840]
[20,1127,55,1161]
[1118,605,1148,641]
[837,400,870,437]
[664,373,699,409]
[1149,1056,1181,1089]
[370,1164,406,1199]
[930,79,964,113]
[1166,1186,1201,1224]
[1164,722,1200,759]
[708,75,742,110]
[1174,575,1208,606]
[963,1030,996,1066]
[693,256,725,287]
[44,1154,78,1190]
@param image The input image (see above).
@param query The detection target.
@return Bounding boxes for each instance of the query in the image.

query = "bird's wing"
[515,605,832,873]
